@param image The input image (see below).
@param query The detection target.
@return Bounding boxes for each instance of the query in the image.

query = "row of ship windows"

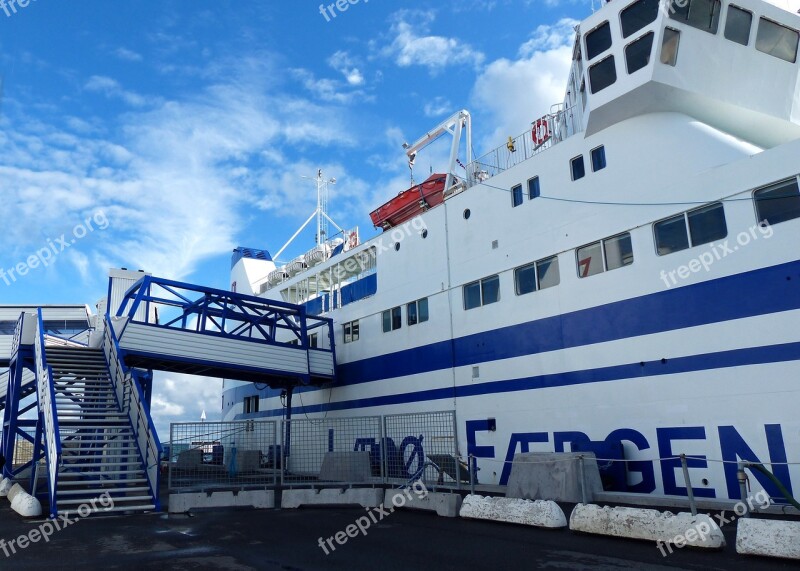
[475,176,800,308]
[511,147,607,207]
[585,0,799,96]
[342,297,430,342]
[342,176,800,339]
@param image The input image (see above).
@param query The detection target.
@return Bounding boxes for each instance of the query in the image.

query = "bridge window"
[511,184,523,207]
[464,275,500,310]
[620,0,660,38]
[661,27,681,66]
[407,298,429,326]
[586,21,612,60]
[589,55,617,94]
[654,202,727,255]
[528,176,540,199]
[344,320,359,343]
[669,0,721,34]
[724,5,752,46]
[591,146,607,171]
[571,156,586,181]
[754,178,800,225]
[0,321,16,335]
[625,32,654,74]
[243,396,259,414]
[756,17,799,63]
[382,306,402,332]
[577,233,634,278]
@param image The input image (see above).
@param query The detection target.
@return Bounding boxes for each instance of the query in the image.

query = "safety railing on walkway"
[111,275,336,386]
[35,309,61,517]
[104,319,162,507]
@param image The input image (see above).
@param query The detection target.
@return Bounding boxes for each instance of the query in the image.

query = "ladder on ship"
[0,275,336,517]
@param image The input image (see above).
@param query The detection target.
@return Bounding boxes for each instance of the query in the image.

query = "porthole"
[421,229,428,239]
[463,209,471,219]
[394,242,400,251]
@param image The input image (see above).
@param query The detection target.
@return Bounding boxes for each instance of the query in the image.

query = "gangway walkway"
[0,275,336,517]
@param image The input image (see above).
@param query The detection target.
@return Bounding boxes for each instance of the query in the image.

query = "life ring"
[532,117,550,147]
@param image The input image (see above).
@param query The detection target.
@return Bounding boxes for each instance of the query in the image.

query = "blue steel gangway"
[0,275,337,517]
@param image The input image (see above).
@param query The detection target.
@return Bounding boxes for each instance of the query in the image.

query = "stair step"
[59,469,144,476]
[61,462,142,469]
[57,486,150,496]
[55,495,155,506]
[58,478,147,486]
[59,505,155,516]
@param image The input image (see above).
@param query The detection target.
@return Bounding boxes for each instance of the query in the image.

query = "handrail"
[35,309,62,516]
[11,312,24,358]
[112,274,336,352]
[103,318,162,507]
[465,107,579,188]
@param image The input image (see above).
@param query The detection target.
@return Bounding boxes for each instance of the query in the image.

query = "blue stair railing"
[35,309,62,517]
[103,319,162,509]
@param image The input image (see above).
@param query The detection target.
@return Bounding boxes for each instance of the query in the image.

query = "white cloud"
[424,96,453,118]
[84,75,152,107]
[380,10,485,74]
[471,19,577,146]
[328,50,365,86]
[150,373,223,437]
[114,47,143,62]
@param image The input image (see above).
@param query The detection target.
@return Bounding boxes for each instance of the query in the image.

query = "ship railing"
[466,105,580,187]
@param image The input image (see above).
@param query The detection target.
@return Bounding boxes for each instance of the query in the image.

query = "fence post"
[578,455,587,505]
[680,454,697,516]
[469,454,476,496]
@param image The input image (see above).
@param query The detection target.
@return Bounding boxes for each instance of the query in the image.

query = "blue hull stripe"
[337,260,800,387]
[240,340,800,419]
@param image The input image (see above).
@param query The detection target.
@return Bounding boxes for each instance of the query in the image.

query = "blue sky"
[0,0,591,429]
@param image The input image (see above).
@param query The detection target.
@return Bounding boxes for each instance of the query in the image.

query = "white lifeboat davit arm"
[403,109,472,192]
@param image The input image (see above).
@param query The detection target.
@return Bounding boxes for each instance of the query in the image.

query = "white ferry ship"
[224,0,800,500]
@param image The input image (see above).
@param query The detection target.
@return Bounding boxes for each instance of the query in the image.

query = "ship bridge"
[0,270,335,517]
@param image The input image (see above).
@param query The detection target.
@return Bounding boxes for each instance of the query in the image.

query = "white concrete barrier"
[736,518,800,560]
[7,483,25,504]
[569,504,725,549]
[0,478,13,497]
[169,490,275,513]
[460,495,567,528]
[384,490,462,518]
[282,488,384,509]
[10,492,42,517]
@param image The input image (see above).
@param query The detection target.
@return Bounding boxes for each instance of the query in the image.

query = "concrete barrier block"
[168,490,275,513]
[569,504,725,549]
[506,452,603,503]
[319,452,372,483]
[282,487,384,509]
[0,478,13,497]
[736,518,800,560]
[460,494,567,528]
[7,483,25,503]
[11,492,42,517]
[384,490,462,517]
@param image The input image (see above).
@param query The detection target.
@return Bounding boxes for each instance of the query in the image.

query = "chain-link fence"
[168,420,278,492]
[383,410,464,489]
[168,411,460,492]
[282,416,383,487]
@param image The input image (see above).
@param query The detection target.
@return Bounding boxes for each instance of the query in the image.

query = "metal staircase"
[46,346,156,515]
[1,272,337,518]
